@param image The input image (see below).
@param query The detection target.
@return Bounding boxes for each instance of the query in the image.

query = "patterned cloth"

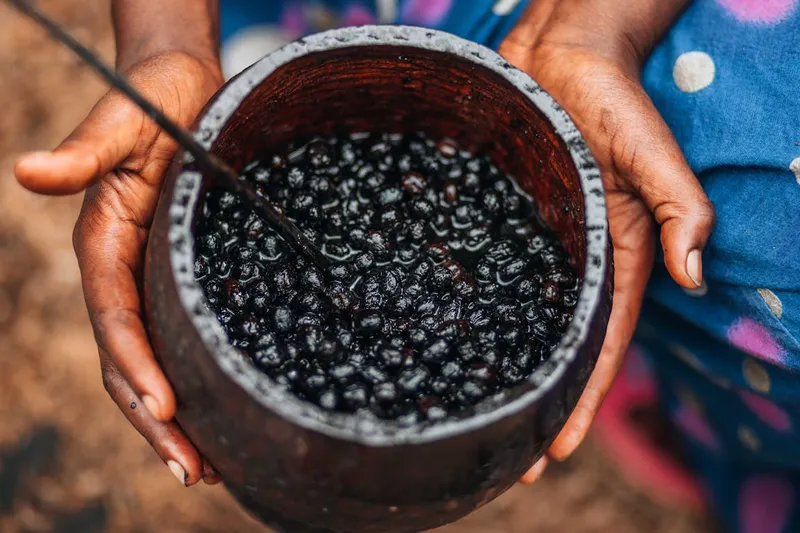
[219,0,528,77]
[636,1,800,531]
[219,1,800,531]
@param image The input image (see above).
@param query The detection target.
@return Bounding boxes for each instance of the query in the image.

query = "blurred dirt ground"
[0,1,715,532]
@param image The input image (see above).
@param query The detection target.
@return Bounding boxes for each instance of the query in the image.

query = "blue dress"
[219,2,800,531]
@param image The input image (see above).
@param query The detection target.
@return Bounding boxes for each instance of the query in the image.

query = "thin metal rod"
[6,0,329,269]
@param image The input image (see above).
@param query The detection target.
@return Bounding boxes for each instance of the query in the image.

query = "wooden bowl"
[144,25,612,533]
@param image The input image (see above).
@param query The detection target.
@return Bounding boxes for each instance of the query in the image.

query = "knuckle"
[100,357,120,396]
[72,203,106,257]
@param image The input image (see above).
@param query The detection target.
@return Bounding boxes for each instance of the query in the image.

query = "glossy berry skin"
[195,132,578,424]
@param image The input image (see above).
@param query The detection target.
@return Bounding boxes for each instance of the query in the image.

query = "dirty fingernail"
[142,395,160,419]
[686,249,703,287]
[167,460,187,486]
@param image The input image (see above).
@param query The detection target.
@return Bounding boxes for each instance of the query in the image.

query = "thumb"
[15,92,143,195]
[616,93,716,289]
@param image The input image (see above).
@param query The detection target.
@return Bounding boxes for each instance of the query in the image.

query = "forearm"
[508,0,693,66]
[112,0,221,71]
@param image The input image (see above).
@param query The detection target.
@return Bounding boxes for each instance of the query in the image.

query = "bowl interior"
[211,46,586,274]
[176,26,608,444]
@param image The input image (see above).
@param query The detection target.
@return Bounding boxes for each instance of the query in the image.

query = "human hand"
[499,0,715,483]
[15,50,223,486]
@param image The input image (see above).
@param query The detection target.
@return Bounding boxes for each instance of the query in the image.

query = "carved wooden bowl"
[144,26,612,533]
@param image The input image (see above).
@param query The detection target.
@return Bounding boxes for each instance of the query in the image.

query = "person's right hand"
[15,50,223,486]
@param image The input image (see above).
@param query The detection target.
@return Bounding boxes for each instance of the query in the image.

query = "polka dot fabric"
[629,331,800,533]
[639,9,800,530]
[219,0,530,73]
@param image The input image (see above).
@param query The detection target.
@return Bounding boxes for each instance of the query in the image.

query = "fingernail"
[686,249,703,287]
[167,460,187,486]
[142,395,160,420]
[18,151,53,165]
[521,456,549,485]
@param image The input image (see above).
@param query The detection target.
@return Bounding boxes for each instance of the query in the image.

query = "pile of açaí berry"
[195,132,579,425]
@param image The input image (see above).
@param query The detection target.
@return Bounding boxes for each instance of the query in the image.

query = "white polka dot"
[683,280,708,297]
[376,0,398,23]
[790,157,800,185]
[305,4,339,30]
[493,0,523,15]
[671,343,705,372]
[709,374,734,389]
[671,344,732,388]
[738,425,761,452]
[222,26,292,80]
[757,288,783,319]
[673,52,716,93]
[743,358,771,394]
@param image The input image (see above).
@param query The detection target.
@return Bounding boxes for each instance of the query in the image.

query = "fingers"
[15,92,143,195]
[100,349,204,486]
[548,199,655,460]
[608,89,716,289]
[520,456,549,485]
[74,183,175,423]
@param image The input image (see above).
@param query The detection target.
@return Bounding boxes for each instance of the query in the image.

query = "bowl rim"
[167,25,609,446]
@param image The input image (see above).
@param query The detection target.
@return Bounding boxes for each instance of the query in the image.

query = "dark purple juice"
[194,132,579,425]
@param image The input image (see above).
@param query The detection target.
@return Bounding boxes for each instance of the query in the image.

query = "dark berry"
[481,190,502,215]
[401,171,427,195]
[474,260,495,284]
[436,140,458,158]
[379,347,404,369]
[299,268,325,291]
[425,243,450,263]
[398,366,430,394]
[194,256,211,279]
[440,361,463,381]
[421,339,450,364]
[353,251,375,272]
[273,266,296,295]
[378,187,403,206]
[343,384,369,409]
[526,235,547,256]
[542,280,562,305]
[272,307,295,333]
[327,263,355,282]
[319,389,339,410]
[356,310,383,334]
[517,277,540,302]
[374,382,399,404]
[307,139,333,168]
[436,320,469,340]
[364,231,391,256]
[408,328,429,349]
[195,131,578,424]
[254,345,285,370]
[410,198,435,219]
[296,291,324,314]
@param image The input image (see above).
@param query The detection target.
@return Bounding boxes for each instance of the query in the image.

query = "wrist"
[506,0,692,69]
[112,0,221,73]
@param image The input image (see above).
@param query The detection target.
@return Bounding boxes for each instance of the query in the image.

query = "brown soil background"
[0,2,716,532]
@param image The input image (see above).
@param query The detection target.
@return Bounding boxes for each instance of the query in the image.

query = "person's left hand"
[499,0,715,484]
